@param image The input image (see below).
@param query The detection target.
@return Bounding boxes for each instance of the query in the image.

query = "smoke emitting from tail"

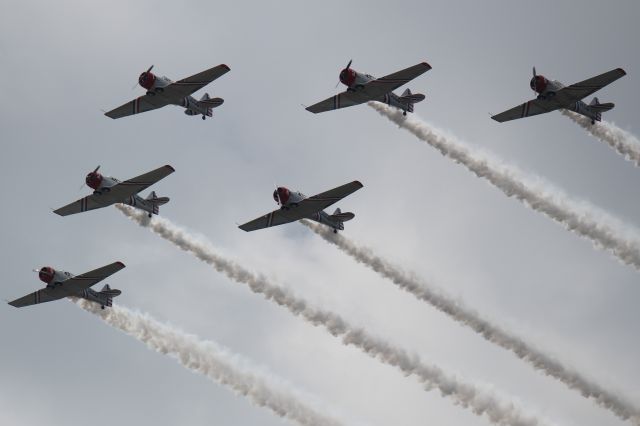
[562,109,640,167]
[75,299,346,426]
[370,102,640,272]
[116,204,551,426]
[301,219,640,425]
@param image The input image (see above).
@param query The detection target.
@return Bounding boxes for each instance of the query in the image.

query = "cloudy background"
[1,0,638,425]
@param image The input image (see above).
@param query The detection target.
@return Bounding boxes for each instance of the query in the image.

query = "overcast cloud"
[1,1,639,425]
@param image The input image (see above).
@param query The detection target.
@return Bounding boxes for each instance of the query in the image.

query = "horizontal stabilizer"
[147,194,169,206]
[400,93,425,104]
[330,212,355,222]
[589,102,614,113]
[199,97,224,108]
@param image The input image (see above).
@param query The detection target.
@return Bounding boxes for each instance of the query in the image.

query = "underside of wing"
[305,90,369,113]
[296,180,364,216]
[64,261,126,293]
[363,62,432,99]
[162,64,231,100]
[105,95,167,119]
[491,98,557,123]
[109,165,175,201]
[53,194,112,216]
[8,288,65,308]
[557,68,627,103]
[238,209,299,232]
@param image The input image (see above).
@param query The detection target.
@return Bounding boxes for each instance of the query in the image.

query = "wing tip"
[164,165,176,173]
[353,180,364,189]
[617,67,627,76]
[421,61,432,70]
[115,261,126,268]
[221,64,231,71]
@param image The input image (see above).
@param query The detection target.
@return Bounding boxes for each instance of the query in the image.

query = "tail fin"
[146,191,170,215]
[588,98,615,113]
[199,93,210,102]
[99,284,122,306]
[399,90,426,113]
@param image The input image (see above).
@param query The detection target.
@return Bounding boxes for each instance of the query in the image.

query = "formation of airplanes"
[8,60,628,309]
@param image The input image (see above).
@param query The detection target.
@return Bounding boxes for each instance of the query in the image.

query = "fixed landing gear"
[148,213,152,218]
[333,229,338,234]
[202,115,206,120]
[101,305,105,310]
[146,91,155,96]
[156,87,164,93]
[591,119,595,125]
[403,110,407,116]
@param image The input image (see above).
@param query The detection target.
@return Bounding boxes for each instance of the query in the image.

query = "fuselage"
[138,71,212,117]
[530,74,597,121]
[37,266,115,306]
[273,187,344,231]
[339,67,414,112]
[85,171,158,215]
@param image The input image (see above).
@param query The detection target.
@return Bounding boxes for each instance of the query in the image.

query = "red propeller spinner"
[273,187,290,205]
[38,266,55,284]
[138,65,156,90]
[529,67,548,93]
[85,165,103,190]
[338,59,356,87]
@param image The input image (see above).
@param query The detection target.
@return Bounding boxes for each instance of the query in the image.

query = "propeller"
[79,166,100,191]
[32,269,40,273]
[274,182,281,205]
[336,59,353,88]
[533,66,537,78]
[132,65,154,90]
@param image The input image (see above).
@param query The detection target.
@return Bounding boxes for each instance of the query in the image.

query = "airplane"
[305,60,431,115]
[54,165,175,218]
[7,261,125,309]
[239,181,363,233]
[105,64,230,120]
[491,67,627,124]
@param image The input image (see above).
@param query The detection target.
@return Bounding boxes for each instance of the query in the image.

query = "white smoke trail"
[116,204,552,426]
[75,298,346,426]
[302,219,640,425]
[561,109,640,167]
[369,102,640,272]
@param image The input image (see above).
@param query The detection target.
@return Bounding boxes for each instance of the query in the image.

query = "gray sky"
[1,0,639,425]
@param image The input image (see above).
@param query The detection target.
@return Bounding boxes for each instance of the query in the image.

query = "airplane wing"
[8,288,66,308]
[239,181,363,232]
[62,261,126,294]
[7,261,125,308]
[362,62,432,99]
[54,165,175,216]
[306,62,431,113]
[160,64,231,101]
[555,68,627,104]
[305,90,372,113]
[491,98,559,123]
[104,94,169,119]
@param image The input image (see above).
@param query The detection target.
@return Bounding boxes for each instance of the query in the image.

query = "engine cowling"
[273,187,290,205]
[85,171,103,190]
[138,71,156,90]
[339,68,356,87]
[530,75,548,93]
[38,267,55,284]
